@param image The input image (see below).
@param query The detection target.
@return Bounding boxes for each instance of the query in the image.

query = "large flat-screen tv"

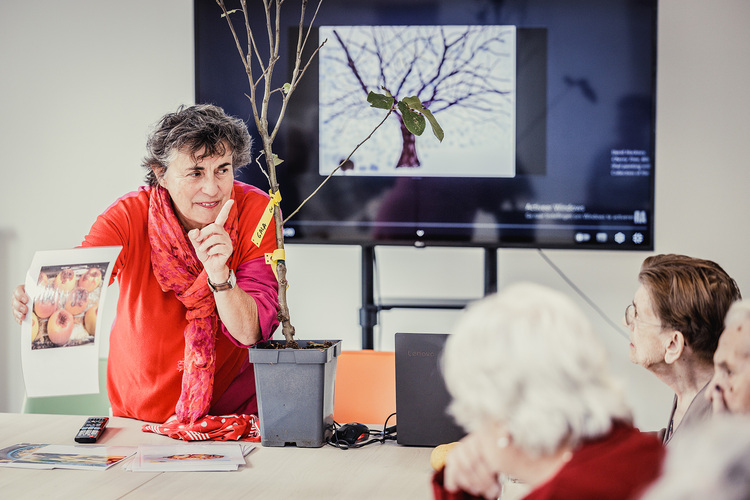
[195,0,657,250]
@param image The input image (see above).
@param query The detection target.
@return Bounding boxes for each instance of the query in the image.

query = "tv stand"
[359,246,498,349]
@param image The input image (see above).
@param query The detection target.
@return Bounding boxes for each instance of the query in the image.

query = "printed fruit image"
[84,305,98,336]
[64,287,89,316]
[78,267,103,292]
[33,286,59,319]
[54,268,77,292]
[38,272,49,287]
[31,313,39,342]
[47,309,74,346]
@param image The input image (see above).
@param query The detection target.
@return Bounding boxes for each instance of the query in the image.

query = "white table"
[0,413,435,499]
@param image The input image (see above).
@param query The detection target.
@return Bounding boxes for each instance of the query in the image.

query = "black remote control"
[74,417,109,443]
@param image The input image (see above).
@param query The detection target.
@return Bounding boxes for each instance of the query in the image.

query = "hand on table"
[443,430,506,499]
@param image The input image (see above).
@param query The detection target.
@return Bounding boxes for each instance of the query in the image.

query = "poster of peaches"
[21,246,121,398]
[32,263,106,349]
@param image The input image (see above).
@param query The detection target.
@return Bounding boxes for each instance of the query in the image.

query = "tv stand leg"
[360,246,376,349]
[484,248,498,295]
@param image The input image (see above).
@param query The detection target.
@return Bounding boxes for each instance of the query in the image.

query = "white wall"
[0,0,194,413]
[1,0,749,433]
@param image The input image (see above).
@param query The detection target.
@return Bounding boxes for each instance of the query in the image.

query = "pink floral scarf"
[147,185,238,424]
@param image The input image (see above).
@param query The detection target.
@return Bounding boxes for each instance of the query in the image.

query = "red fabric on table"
[142,414,261,442]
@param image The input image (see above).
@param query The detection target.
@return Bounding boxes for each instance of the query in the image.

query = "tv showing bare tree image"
[195,0,656,250]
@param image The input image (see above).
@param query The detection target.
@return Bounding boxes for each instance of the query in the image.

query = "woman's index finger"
[214,199,234,227]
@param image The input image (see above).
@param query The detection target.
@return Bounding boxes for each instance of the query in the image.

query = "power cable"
[537,249,629,340]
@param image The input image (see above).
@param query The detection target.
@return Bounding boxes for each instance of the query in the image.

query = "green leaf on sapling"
[401,96,443,142]
[421,108,444,142]
[367,91,395,110]
[398,101,426,136]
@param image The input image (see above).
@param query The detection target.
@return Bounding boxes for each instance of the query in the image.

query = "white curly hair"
[442,282,631,457]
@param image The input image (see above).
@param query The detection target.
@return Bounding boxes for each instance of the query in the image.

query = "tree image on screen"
[319,25,516,177]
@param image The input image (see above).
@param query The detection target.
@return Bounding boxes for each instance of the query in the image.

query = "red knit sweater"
[433,423,664,500]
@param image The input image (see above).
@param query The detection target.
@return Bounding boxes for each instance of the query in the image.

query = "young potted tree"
[215,0,443,447]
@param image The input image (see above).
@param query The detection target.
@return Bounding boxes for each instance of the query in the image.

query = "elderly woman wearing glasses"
[433,282,665,500]
[625,254,740,446]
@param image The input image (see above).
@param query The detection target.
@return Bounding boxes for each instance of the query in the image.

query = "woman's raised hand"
[188,199,235,282]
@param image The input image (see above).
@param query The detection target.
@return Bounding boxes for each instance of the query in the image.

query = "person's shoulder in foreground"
[524,422,664,500]
[432,422,664,500]
[640,414,750,500]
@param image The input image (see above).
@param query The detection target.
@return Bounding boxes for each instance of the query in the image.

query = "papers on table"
[21,246,122,398]
[0,443,47,465]
[125,443,254,472]
[0,443,136,470]
[0,442,254,472]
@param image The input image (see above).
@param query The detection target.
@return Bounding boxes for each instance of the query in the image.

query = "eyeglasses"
[624,303,663,329]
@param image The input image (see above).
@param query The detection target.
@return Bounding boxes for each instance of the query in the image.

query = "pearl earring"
[497,436,510,449]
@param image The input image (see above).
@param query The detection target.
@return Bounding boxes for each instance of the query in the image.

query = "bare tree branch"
[284,105,396,223]
[331,30,370,96]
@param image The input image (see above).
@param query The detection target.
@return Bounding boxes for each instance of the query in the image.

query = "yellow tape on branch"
[264,248,287,284]
[252,190,282,247]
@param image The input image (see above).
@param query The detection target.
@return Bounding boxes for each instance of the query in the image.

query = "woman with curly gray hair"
[12,104,280,429]
[433,282,664,500]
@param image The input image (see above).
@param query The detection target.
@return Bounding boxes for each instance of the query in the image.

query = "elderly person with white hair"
[432,283,665,500]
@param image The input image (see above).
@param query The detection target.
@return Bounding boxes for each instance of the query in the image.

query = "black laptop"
[394,332,466,446]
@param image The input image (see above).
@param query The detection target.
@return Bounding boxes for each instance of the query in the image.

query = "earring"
[497,435,510,449]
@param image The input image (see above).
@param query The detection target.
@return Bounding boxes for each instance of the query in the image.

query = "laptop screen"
[395,332,466,446]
